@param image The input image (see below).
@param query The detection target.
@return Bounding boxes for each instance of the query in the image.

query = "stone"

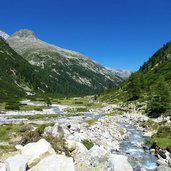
[165,151,170,160]
[89,145,108,165]
[140,168,147,171]
[168,159,171,167]
[74,142,88,154]
[156,166,171,171]
[44,123,62,137]
[65,140,76,152]
[5,155,27,171]
[143,131,154,137]
[28,154,75,171]
[158,150,167,159]
[108,154,133,171]
[17,139,55,168]
[0,163,6,171]
[157,158,168,166]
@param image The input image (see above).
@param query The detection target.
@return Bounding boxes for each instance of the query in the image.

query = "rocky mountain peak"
[0,30,9,40]
[10,29,37,39]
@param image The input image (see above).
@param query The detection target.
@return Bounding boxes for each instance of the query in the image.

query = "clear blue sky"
[1,0,171,71]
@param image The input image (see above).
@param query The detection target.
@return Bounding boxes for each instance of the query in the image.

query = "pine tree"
[127,73,141,100]
[147,77,170,118]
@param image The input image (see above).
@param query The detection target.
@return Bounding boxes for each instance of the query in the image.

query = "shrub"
[75,101,83,104]
[81,139,94,150]
[5,102,20,110]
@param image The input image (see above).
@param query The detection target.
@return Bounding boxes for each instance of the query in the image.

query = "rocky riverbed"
[0,105,171,171]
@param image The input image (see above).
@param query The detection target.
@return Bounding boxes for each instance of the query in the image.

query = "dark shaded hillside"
[0,37,91,98]
[0,36,120,99]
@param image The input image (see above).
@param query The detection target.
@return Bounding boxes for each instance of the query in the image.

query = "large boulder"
[89,145,108,164]
[5,155,27,171]
[0,163,6,171]
[28,154,75,171]
[108,154,133,171]
[16,139,55,168]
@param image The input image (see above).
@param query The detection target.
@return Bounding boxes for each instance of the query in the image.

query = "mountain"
[106,68,132,79]
[0,31,9,40]
[0,37,85,99]
[7,29,124,95]
[0,36,40,98]
[139,41,171,82]
[102,40,171,104]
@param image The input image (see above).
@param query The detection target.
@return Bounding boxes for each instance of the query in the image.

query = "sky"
[0,0,171,71]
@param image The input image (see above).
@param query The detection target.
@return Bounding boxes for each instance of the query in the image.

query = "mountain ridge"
[7,29,128,94]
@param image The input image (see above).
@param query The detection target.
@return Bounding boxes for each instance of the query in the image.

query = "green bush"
[75,101,83,104]
[5,102,20,110]
[81,139,94,150]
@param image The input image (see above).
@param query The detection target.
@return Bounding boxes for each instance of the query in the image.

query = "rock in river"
[108,154,133,171]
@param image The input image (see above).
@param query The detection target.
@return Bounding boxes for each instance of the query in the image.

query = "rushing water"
[50,106,61,113]
[118,123,158,171]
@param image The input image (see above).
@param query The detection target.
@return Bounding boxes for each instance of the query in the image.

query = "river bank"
[0,111,170,171]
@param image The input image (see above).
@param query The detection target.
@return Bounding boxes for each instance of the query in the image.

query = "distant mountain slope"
[7,29,124,95]
[106,68,132,79]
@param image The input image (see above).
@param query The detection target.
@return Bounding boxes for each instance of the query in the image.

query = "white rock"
[28,154,75,171]
[156,166,171,171]
[65,140,76,152]
[5,155,27,171]
[168,159,171,167]
[17,139,55,168]
[143,131,154,137]
[73,142,88,154]
[89,145,108,163]
[44,123,60,137]
[108,154,133,171]
[0,163,6,171]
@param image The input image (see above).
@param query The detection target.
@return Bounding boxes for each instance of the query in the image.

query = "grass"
[0,123,54,151]
[51,96,94,106]
[140,119,160,130]
[146,125,171,148]
[81,139,94,150]
[103,110,124,117]
[0,124,23,142]
[85,118,98,125]
[149,137,171,147]
[64,107,88,113]
[0,102,5,110]
[10,113,82,120]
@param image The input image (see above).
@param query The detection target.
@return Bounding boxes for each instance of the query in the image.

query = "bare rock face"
[16,139,56,168]
[5,155,27,171]
[10,29,37,39]
[28,154,75,171]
